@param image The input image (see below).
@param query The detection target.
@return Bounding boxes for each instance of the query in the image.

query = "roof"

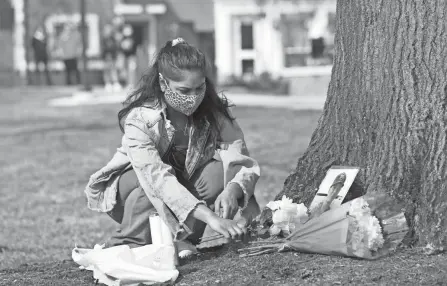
[165,0,214,32]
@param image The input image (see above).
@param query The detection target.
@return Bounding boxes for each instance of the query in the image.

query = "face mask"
[159,74,206,116]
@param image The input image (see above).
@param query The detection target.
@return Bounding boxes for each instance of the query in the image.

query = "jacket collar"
[141,98,166,114]
[142,99,214,178]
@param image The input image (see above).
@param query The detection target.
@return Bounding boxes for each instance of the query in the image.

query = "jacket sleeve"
[124,118,205,224]
[217,110,261,207]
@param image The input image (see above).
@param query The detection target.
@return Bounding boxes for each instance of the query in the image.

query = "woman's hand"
[189,204,246,240]
[214,183,243,219]
[207,215,247,240]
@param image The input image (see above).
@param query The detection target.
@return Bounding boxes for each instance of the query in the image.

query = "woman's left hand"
[214,183,243,219]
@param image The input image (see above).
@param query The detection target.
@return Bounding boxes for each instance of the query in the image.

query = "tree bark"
[273,0,447,250]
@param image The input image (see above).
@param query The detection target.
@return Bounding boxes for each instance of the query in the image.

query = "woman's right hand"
[206,214,247,240]
[190,204,247,240]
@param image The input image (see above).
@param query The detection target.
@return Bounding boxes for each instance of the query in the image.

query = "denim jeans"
[107,159,225,248]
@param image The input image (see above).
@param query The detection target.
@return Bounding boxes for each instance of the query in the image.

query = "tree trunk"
[273,0,447,250]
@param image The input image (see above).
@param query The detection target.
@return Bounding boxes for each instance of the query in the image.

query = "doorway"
[129,22,145,49]
[232,16,257,77]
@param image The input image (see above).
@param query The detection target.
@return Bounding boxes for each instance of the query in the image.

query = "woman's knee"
[191,160,225,204]
[117,169,139,204]
[109,185,150,223]
[125,186,152,213]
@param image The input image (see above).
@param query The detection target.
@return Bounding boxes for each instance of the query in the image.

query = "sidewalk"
[223,93,326,110]
[47,87,326,110]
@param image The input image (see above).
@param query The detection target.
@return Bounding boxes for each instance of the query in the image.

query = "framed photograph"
[309,166,360,210]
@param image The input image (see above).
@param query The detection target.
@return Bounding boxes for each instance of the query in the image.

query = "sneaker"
[176,240,198,258]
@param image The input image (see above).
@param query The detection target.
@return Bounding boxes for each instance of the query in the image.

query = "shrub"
[221,72,289,95]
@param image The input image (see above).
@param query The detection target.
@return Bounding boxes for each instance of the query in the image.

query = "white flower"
[272,209,289,224]
[266,200,281,212]
[266,195,292,211]
[348,197,371,217]
[269,224,282,236]
[348,197,385,253]
[366,216,384,251]
[266,196,309,236]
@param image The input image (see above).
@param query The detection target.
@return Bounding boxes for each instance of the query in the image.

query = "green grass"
[0,88,320,270]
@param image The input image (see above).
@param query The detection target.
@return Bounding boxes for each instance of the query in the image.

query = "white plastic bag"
[72,244,179,286]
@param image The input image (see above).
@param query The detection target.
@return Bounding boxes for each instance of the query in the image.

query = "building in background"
[0,0,16,86]
[115,0,215,81]
[5,0,214,86]
[166,0,215,79]
[214,0,336,85]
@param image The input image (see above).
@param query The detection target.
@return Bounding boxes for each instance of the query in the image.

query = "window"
[240,22,254,50]
[281,10,335,67]
[280,12,314,67]
[242,59,254,74]
[0,0,14,31]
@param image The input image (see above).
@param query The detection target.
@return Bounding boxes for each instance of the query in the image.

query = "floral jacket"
[84,100,261,240]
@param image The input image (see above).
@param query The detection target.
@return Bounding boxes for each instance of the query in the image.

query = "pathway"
[47,87,327,110]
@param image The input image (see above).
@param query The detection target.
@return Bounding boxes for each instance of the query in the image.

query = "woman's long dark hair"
[118,39,234,133]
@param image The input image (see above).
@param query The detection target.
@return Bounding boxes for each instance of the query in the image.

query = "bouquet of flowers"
[239,195,408,259]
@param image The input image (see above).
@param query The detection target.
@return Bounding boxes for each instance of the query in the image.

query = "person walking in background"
[120,24,138,89]
[54,22,82,86]
[31,24,52,85]
[112,16,126,88]
[102,24,121,92]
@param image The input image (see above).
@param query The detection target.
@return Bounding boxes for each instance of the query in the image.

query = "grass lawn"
[1,88,447,285]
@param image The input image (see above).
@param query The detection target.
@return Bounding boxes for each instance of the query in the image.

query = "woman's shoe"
[176,240,198,258]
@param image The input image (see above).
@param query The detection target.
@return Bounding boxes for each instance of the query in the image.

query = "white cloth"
[72,244,179,286]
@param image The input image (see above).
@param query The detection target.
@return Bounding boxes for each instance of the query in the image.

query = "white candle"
[160,219,174,246]
[149,214,163,245]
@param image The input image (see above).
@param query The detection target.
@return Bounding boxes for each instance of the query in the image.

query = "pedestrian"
[84,38,261,254]
[31,24,52,85]
[55,22,82,86]
[111,16,126,89]
[119,24,138,89]
[102,24,121,92]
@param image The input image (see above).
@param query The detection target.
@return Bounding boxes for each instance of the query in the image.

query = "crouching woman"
[84,38,260,249]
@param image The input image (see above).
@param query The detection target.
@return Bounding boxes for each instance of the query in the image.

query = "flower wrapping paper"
[246,196,409,260]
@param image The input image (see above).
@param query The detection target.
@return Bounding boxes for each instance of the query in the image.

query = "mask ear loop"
[159,73,170,92]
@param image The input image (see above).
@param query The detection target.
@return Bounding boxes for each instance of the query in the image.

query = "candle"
[149,214,163,245]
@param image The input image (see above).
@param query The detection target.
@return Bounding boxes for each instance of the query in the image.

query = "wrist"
[225,182,244,199]
[190,204,218,224]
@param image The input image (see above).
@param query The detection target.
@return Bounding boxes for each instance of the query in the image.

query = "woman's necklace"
[167,107,190,137]
[172,119,190,136]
